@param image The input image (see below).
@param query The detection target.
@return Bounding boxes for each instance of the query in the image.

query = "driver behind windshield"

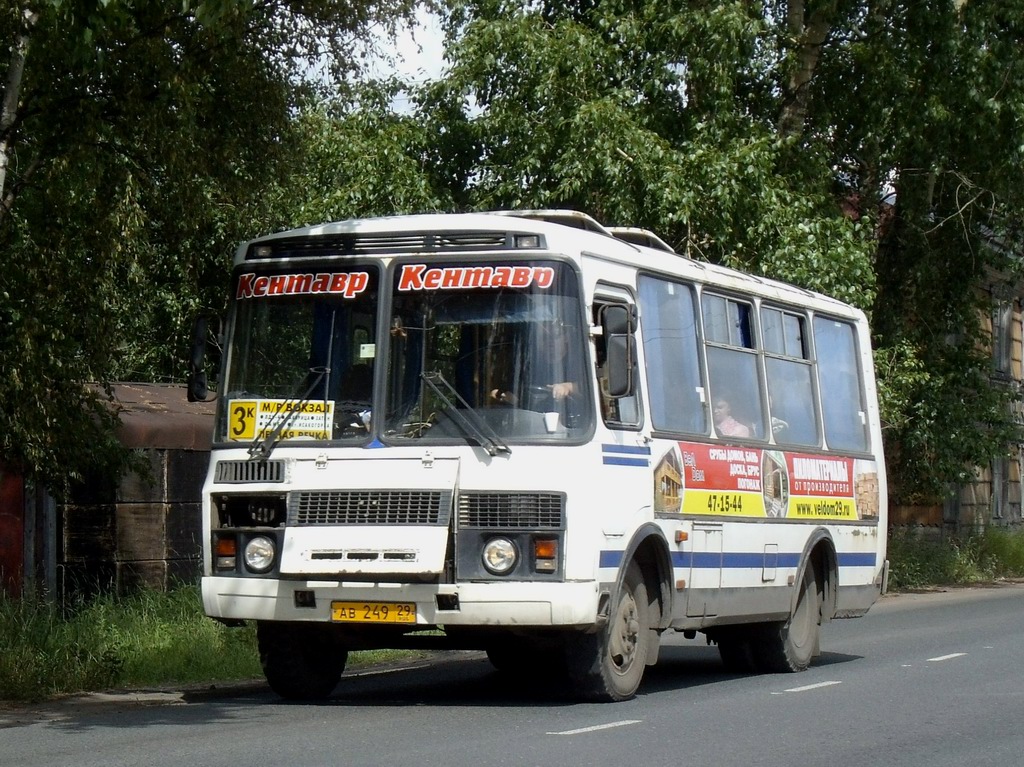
[489,320,582,411]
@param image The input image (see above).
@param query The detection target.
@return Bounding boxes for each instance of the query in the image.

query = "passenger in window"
[713,398,750,438]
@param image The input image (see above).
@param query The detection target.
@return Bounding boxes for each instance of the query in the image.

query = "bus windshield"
[219,265,380,444]
[383,259,592,443]
[217,258,592,447]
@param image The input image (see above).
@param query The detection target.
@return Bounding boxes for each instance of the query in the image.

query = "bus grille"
[247,231,533,259]
[458,492,565,529]
[288,490,453,526]
[215,459,285,483]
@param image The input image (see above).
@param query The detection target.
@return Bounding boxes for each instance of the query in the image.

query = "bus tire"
[753,563,821,673]
[566,562,650,701]
[257,622,347,700]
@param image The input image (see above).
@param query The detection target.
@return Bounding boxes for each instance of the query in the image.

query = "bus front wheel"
[257,622,347,700]
[566,562,650,701]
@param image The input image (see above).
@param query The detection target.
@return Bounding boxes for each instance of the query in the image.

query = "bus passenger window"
[637,276,707,434]
[813,317,869,452]
[762,308,819,447]
[703,294,754,347]
[703,294,765,440]
[706,346,765,439]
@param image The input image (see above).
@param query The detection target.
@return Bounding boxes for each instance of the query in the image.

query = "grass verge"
[887,527,1024,590]
[0,585,432,703]
[0,586,261,702]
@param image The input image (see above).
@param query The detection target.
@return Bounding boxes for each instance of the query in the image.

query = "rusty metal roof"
[107,383,216,451]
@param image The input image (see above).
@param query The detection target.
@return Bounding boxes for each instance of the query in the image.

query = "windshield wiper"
[420,371,511,456]
[248,366,329,462]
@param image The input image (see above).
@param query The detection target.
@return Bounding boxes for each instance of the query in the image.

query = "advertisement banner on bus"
[653,441,879,522]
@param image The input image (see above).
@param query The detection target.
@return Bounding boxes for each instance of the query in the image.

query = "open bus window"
[703,294,766,440]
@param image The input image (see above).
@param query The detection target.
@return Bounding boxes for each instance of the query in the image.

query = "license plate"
[331,601,416,624]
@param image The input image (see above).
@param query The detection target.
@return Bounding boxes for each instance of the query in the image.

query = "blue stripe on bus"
[601,444,652,455]
[601,444,651,467]
[837,552,878,567]
[602,456,651,467]
[668,552,803,568]
[600,550,877,570]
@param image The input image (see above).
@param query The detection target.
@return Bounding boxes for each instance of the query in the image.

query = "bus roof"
[237,212,862,318]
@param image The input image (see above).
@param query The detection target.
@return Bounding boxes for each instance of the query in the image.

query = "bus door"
[593,287,647,532]
[686,520,722,618]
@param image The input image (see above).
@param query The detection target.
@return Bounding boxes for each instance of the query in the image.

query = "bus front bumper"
[201,576,601,627]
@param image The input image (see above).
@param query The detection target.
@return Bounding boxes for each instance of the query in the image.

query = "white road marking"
[548,720,642,736]
[927,653,967,662]
[770,680,842,695]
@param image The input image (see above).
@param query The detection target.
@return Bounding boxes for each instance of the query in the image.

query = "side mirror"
[187,316,210,402]
[601,305,637,398]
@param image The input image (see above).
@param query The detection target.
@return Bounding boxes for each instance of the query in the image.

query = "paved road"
[3,584,1023,767]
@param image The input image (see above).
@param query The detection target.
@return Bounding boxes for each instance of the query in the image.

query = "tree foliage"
[416,0,1024,504]
[412,0,877,307]
[4,0,1024,507]
[0,0,416,488]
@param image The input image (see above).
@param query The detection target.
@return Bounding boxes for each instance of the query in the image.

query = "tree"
[0,0,418,488]
[805,1,1024,502]
[410,0,1024,503]
[282,81,457,224]
[421,0,874,303]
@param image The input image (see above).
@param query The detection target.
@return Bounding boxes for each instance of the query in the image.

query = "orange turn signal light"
[534,539,557,559]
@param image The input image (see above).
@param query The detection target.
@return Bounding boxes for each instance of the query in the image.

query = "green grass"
[0,585,435,703]
[887,527,1024,591]
[0,586,262,702]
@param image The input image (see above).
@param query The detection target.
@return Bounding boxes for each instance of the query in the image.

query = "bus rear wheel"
[753,563,821,673]
[257,622,348,700]
[566,562,650,701]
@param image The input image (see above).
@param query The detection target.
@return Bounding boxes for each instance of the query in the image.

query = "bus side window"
[595,300,641,428]
[637,275,708,434]
[761,307,820,446]
[703,294,766,440]
[814,317,869,452]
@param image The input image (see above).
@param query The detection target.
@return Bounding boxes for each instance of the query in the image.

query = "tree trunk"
[0,8,39,225]
[777,0,836,140]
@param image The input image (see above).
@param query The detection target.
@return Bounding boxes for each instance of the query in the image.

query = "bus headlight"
[481,537,518,575]
[244,535,276,573]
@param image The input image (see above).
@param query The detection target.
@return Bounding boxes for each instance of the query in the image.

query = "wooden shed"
[59,384,216,596]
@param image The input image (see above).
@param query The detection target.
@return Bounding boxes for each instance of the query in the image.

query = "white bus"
[191,210,888,702]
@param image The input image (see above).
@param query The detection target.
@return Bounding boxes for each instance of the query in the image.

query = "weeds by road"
[887,527,1024,590]
[0,587,260,702]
